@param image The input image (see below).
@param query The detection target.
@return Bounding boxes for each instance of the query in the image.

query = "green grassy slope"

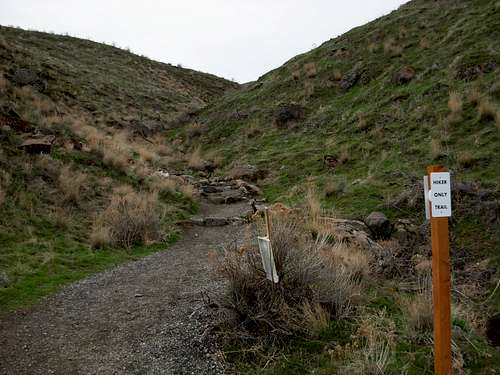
[187,0,499,215]
[0,26,235,313]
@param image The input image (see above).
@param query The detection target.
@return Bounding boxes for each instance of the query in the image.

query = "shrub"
[216,216,359,336]
[93,190,161,248]
[59,165,86,203]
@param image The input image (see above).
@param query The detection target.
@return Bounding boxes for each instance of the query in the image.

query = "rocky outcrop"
[18,135,55,154]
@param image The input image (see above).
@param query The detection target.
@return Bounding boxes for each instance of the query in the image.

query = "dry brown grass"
[457,151,476,168]
[327,243,371,281]
[467,87,481,106]
[431,139,446,159]
[303,62,317,78]
[401,273,433,334]
[93,190,161,248]
[90,225,112,249]
[0,74,8,93]
[302,301,330,335]
[448,91,463,113]
[419,38,430,49]
[350,311,396,374]
[0,186,5,207]
[178,183,197,199]
[32,95,55,115]
[59,165,86,203]
[383,37,402,55]
[187,146,205,170]
[185,122,206,139]
[332,69,342,81]
[304,80,315,98]
[367,42,378,53]
[135,145,157,163]
[478,97,496,120]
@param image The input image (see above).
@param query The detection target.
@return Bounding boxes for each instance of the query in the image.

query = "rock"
[274,103,305,128]
[12,69,47,92]
[189,217,205,226]
[365,212,392,240]
[235,180,261,196]
[487,313,500,347]
[229,164,267,182]
[339,62,363,91]
[204,217,229,226]
[18,135,55,154]
[393,66,415,85]
[0,271,10,288]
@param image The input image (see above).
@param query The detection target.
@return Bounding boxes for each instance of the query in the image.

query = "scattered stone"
[365,211,392,240]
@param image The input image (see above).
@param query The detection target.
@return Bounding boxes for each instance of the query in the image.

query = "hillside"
[171,0,499,263]
[165,1,500,372]
[0,26,236,311]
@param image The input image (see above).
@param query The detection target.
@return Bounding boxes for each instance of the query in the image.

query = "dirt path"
[0,200,251,375]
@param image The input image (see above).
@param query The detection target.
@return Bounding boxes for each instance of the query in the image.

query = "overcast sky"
[1,0,409,83]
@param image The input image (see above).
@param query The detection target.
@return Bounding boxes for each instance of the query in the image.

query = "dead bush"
[216,216,359,336]
[59,165,86,203]
[93,190,161,248]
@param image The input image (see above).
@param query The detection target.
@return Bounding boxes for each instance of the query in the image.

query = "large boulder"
[365,212,392,240]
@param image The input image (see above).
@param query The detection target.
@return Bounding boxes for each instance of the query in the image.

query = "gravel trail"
[0,201,250,375]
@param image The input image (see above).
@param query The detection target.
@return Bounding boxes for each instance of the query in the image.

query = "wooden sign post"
[426,165,452,375]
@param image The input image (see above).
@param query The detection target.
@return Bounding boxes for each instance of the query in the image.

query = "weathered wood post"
[426,165,452,375]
